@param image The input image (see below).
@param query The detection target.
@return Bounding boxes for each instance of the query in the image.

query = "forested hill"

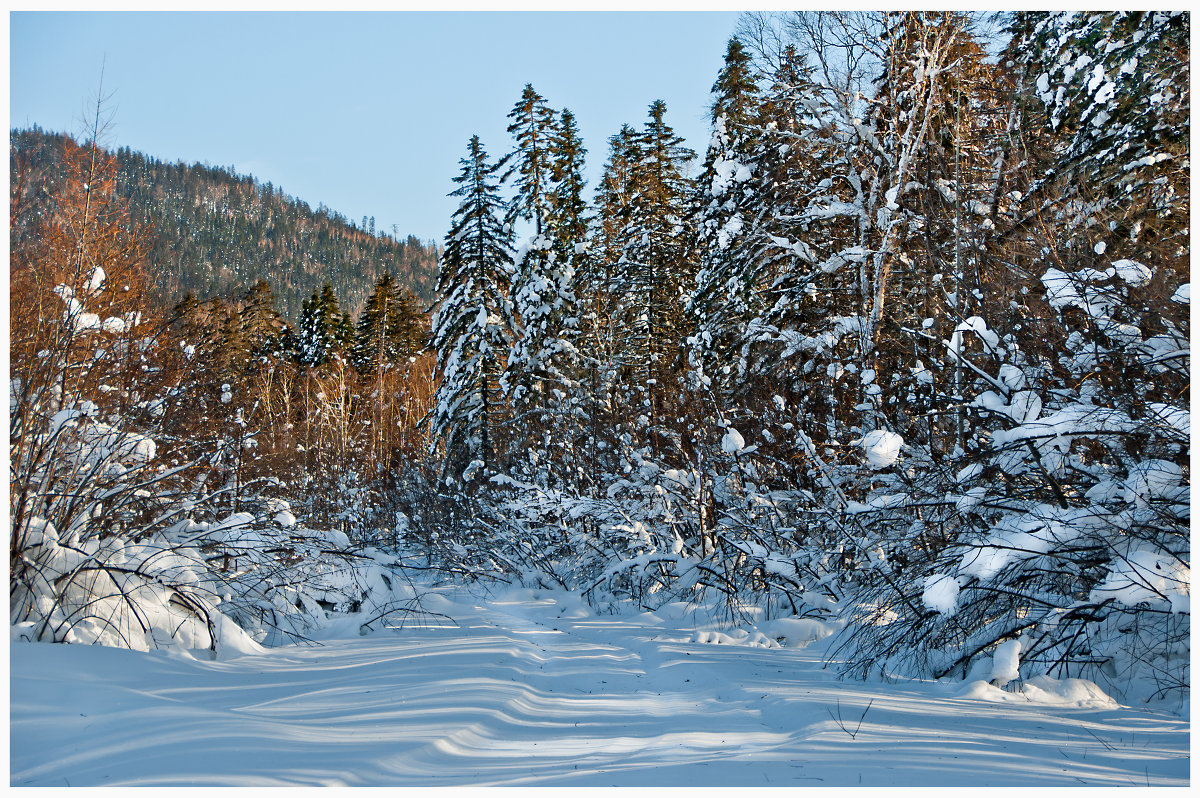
[10,127,439,320]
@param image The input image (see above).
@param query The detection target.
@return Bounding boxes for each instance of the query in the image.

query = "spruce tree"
[1019,11,1188,282]
[428,135,516,483]
[614,100,696,404]
[337,310,355,352]
[393,290,426,357]
[547,108,590,270]
[593,124,640,274]
[687,37,766,392]
[297,281,347,367]
[583,124,640,357]
[354,272,398,373]
[213,300,249,384]
[502,83,557,234]
[354,272,427,374]
[297,290,325,367]
[502,91,586,480]
[240,279,285,359]
[858,12,1003,448]
[171,291,210,351]
[708,37,760,128]
[502,233,581,482]
[570,125,639,475]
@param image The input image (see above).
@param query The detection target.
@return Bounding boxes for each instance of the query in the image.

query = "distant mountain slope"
[10,127,439,320]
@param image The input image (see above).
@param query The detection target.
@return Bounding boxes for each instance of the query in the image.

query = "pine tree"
[428,135,515,483]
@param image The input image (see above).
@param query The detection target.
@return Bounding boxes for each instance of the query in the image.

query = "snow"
[973,389,1042,424]
[1110,258,1153,287]
[857,429,903,469]
[947,316,1000,356]
[1148,402,1189,438]
[998,363,1026,390]
[955,463,983,484]
[132,436,157,462]
[921,573,960,615]
[205,513,254,538]
[1122,459,1184,509]
[88,265,106,294]
[72,311,101,331]
[990,638,1022,687]
[1090,549,1190,613]
[9,582,1188,787]
[720,427,745,454]
[46,410,157,464]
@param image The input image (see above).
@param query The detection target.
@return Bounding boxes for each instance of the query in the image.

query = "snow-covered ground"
[10,583,1189,787]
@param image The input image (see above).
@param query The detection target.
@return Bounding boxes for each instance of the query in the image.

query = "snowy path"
[10,586,1189,786]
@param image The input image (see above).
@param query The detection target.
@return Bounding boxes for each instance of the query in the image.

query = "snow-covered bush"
[10,389,413,653]
[828,263,1189,703]
[10,130,422,656]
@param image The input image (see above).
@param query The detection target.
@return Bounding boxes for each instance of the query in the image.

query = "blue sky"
[10,11,744,243]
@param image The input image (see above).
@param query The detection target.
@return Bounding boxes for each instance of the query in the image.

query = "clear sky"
[10,10,745,244]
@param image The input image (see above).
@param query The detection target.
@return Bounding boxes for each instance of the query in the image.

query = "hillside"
[10,127,439,320]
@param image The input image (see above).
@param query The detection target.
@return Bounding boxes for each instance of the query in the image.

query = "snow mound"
[756,616,836,648]
[1021,675,1121,708]
[958,676,1118,709]
[692,628,780,648]
[88,266,106,294]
